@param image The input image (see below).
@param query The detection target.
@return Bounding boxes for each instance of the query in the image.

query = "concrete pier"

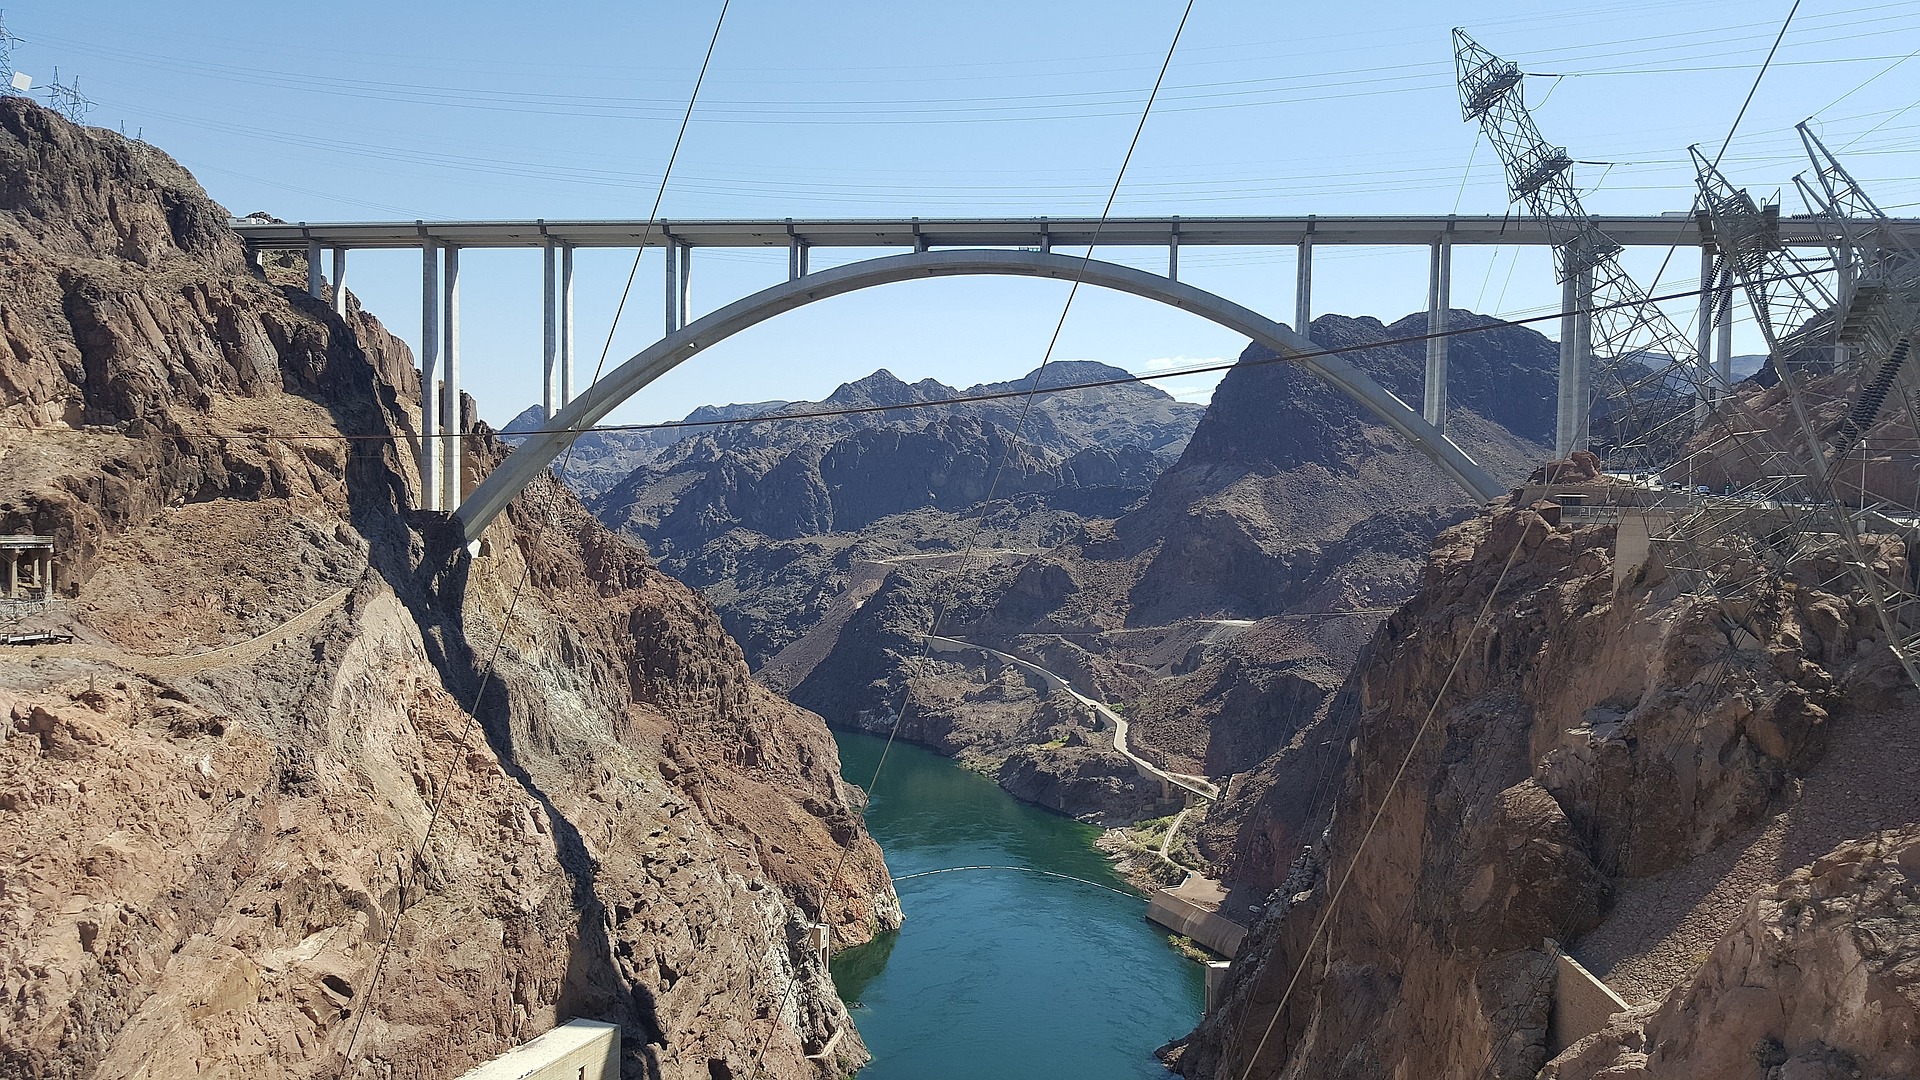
[305,238,322,301]
[442,244,461,505]
[543,237,559,419]
[419,238,440,512]
[1295,227,1314,336]
[1716,262,1733,386]
[1424,234,1452,430]
[665,236,680,334]
[560,243,575,405]
[677,241,692,329]
[331,246,347,316]
[1555,269,1593,457]
[1695,245,1716,420]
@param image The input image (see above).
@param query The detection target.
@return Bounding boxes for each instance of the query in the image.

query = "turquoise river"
[831,730,1205,1080]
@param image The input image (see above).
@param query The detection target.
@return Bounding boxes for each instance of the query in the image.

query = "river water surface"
[832,730,1204,1080]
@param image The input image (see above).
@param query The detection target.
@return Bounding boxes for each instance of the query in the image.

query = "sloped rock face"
[0,99,894,1080]
[1546,829,1920,1080]
[580,362,1201,669]
[1173,501,1913,1080]
[1121,312,1551,626]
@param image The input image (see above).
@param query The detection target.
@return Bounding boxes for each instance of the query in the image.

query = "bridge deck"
[232,213,1903,252]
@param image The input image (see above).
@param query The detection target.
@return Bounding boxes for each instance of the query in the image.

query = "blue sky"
[12,0,1920,425]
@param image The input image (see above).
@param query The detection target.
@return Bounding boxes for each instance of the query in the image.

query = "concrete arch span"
[457,248,1501,541]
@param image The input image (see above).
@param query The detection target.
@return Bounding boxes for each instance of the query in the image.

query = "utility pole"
[0,10,27,96]
[43,66,91,124]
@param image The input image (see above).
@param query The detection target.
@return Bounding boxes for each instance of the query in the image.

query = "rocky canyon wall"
[0,99,896,1080]
[1173,496,1919,1079]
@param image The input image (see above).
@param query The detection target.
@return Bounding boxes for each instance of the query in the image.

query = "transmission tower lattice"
[0,10,23,96]
[1691,136,1920,684]
[42,66,90,124]
[1457,28,1920,689]
[1454,29,1723,465]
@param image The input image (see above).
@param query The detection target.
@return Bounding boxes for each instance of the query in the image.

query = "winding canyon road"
[922,634,1219,801]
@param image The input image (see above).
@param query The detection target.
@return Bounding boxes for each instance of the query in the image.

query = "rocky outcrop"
[1170,497,1916,1080]
[0,99,895,1080]
[1547,828,1920,1080]
[1119,312,1551,627]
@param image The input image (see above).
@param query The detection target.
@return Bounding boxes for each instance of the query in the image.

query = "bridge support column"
[420,239,441,511]
[306,239,323,301]
[1295,229,1314,338]
[443,244,461,507]
[1695,245,1716,421]
[1555,269,1592,457]
[1835,243,1853,371]
[788,231,810,280]
[1169,218,1180,281]
[1424,235,1451,430]
[561,243,576,405]
[665,240,680,334]
[1716,261,1733,388]
[331,247,348,317]
[678,242,691,329]
[543,239,559,419]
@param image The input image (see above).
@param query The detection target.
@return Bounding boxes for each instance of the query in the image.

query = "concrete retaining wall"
[456,1019,619,1080]
[1548,944,1628,1055]
[1147,890,1247,958]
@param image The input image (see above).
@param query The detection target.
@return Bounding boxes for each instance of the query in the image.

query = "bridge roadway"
[232,212,1907,252]
[239,212,1916,526]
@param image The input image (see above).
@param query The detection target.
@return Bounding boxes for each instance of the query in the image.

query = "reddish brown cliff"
[0,99,895,1080]
[1173,497,1918,1079]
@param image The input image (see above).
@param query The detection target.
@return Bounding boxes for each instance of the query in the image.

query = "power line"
[746,3,1198,1076]
[332,2,731,1073]
[65,264,1811,448]
[1711,0,1803,171]
[1228,522,1532,1080]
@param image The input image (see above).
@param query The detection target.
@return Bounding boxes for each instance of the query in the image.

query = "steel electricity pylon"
[1457,28,1920,688]
[1453,28,1724,465]
[1692,134,1920,683]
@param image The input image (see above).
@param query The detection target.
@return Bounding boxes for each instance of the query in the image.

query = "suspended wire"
[1452,131,1481,215]
[46,263,1821,448]
[1647,0,1801,308]
[746,4,1198,1074]
[1842,95,1920,148]
[1229,522,1532,1080]
[1714,0,1805,171]
[332,3,731,1073]
[890,865,1145,900]
[1809,40,1920,118]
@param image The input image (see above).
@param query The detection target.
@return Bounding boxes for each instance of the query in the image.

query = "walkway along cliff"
[0,99,898,1080]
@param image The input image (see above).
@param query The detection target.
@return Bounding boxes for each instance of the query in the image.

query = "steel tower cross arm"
[1690,145,1920,688]
[1453,28,1710,463]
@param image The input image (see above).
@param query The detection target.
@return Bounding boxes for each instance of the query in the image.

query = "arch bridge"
[233,213,1884,538]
